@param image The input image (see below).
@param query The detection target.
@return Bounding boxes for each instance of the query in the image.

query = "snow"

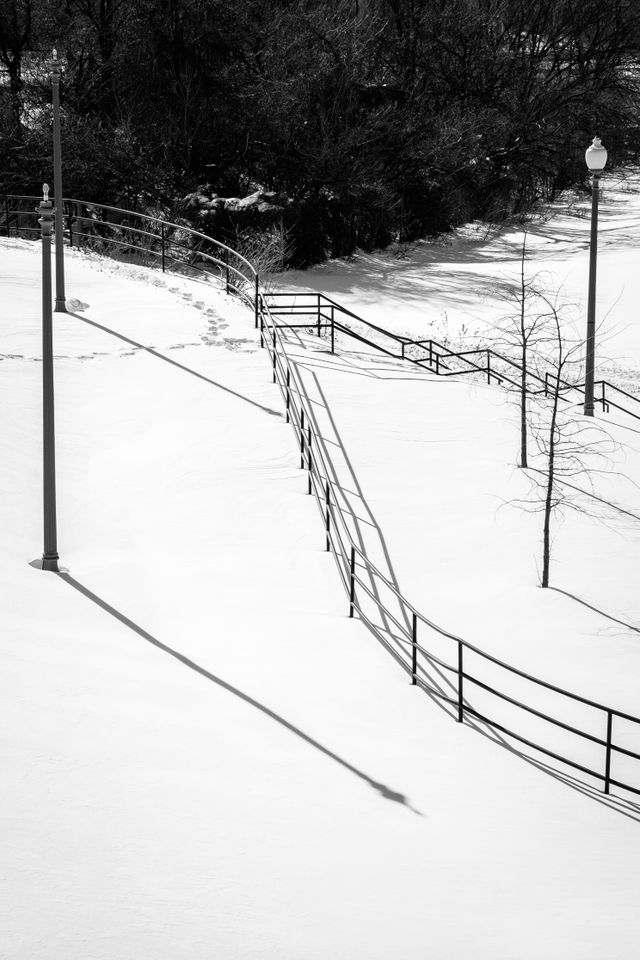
[281,171,640,389]
[2,174,640,959]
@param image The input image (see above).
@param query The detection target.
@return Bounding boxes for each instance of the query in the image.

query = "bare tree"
[514,294,616,587]
[490,225,558,469]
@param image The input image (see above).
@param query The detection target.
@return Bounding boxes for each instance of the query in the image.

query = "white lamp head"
[585,136,607,172]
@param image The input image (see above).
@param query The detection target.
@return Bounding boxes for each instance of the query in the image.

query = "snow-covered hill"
[2,188,640,960]
[283,172,640,392]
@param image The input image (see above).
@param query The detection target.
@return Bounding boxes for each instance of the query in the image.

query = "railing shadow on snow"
[256,293,640,808]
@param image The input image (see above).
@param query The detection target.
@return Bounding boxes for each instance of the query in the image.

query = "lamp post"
[51,48,66,313]
[39,184,60,573]
[583,135,607,417]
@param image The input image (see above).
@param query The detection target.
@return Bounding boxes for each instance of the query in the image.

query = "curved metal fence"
[2,194,259,314]
[256,295,640,802]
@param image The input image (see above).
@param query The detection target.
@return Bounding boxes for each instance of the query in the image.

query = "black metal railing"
[2,194,259,314]
[266,292,640,422]
[257,292,640,800]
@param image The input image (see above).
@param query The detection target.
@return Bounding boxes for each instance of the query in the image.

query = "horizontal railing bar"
[596,380,640,404]
[607,776,640,797]
[464,671,608,746]
[462,706,606,781]
[7,194,257,278]
[611,742,640,762]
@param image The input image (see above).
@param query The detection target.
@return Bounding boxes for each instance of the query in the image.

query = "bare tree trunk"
[520,338,527,467]
[519,232,528,468]
[542,373,560,588]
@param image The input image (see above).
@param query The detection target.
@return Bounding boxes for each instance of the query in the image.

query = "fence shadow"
[264,305,640,819]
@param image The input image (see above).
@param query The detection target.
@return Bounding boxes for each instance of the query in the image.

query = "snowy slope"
[2,226,640,960]
[281,172,640,389]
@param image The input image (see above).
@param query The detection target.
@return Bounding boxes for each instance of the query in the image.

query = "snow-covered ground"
[2,175,640,960]
[282,171,640,390]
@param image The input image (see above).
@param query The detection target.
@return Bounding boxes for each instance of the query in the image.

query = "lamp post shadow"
[56,570,423,817]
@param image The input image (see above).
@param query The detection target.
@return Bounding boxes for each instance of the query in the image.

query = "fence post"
[225,249,230,294]
[317,293,321,337]
[544,372,549,397]
[4,196,9,237]
[254,274,259,329]
[330,307,335,354]
[349,546,356,618]
[457,642,464,722]
[325,480,331,551]
[601,381,607,413]
[411,613,418,685]
[259,291,265,348]
[285,368,291,423]
[428,341,433,365]
[435,353,440,376]
[272,327,277,383]
[401,341,405,360]
[486,350,491,384]
[307,428,312,494]
[300,408,305,468]
[161,222,166,272]
[604,710,613,795]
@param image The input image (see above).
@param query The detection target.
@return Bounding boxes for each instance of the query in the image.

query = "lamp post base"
[54,299,67,313]
[42,553,59,572]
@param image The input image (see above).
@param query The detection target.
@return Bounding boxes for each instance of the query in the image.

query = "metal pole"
[584,171,600,417]
[272,327,276,382]
[51,50,66,312]
[604,710,613,795]
[254,274,259,328]
[457,642,464,722]
[39,185,59,572]
[285,368,291,423]
[325,480,331,551]
[411,613,417,685]
[349,546,356,618]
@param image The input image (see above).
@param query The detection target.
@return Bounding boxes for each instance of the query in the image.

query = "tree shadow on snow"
[550,587,640,636]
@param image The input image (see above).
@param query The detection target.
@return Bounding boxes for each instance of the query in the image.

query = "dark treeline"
[2,0,640,266]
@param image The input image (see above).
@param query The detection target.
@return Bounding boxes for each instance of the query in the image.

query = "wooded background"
[2,0,640,266]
